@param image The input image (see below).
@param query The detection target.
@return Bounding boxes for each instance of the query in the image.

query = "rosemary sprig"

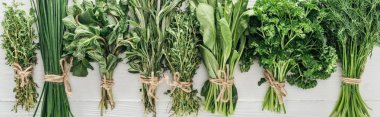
[1,2,38,112]
[126,0,183,116]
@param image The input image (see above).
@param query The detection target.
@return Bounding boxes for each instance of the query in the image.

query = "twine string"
[12,63,33,87]
[264,69,287,104]
[209,68,234,102]
[44,59,72,96]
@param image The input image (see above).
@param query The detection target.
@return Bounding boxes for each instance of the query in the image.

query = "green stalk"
[322,0,380,116]
[32,0,72,116]
[262,61,291,113]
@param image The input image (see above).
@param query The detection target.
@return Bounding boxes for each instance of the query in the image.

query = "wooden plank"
[1,100,380,117]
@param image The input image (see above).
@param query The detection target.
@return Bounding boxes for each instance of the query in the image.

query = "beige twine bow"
[44,59,72,96]
[209,69,234,102]
[342,76,361,85]
[169,72,192,93]
[12,63,33,87]
[101,75,115,108]
[140,72,164,101]
[264,69,287,104]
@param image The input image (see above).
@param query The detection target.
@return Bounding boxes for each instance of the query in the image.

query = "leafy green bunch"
[164,6,201,116]
[126,0,183,116]
[241,0,337,113]
[192,0,253,116]
[62,0,130,114]
[322,0,380,116]
[1,2,38,112]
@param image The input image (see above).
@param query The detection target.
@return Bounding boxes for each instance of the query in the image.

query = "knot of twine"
[209,69,234,102]
[264,69,287,104]
[342,77,361,85]
[169,72,192,93]
[12,63,33,87]
[140,72,164,101]
[44,59,72,96]
[101,76,115,108]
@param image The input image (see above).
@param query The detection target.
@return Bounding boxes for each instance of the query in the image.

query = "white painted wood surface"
[1,0,380,116]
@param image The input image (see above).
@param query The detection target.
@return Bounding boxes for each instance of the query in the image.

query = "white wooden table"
[1,0,379,116]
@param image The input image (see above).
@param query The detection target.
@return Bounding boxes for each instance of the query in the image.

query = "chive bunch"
[32,0,73,116]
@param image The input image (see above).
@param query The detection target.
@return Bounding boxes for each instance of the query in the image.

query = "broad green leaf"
[70,59,93,77]
[196,3,216,52]
[218,18,232,64]
[74,25,95,38]
[78,10,98,25]
[106,54,118,71]
[228,50,239,76]
[106,25,119,45]
[199,45,218,78]
[197,0,208,4]
[87,51,107,74]
[235,10,254,43]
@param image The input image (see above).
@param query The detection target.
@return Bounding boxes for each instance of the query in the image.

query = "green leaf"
[70,58,93,77]
[62,15,78,29]
[106,54,118,72]
[196,3,216,52]
[74,25,95,38]
[234,10,254,45]
[78,10,98,25]
[218,18,232,64]
[199,45,218,78]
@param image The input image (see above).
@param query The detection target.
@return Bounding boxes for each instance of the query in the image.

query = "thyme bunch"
[164,6,201,116]
[1,2,38,112]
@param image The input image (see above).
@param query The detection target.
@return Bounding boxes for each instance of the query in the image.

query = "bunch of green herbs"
[32,0,73,116]
[240,0,337,113]
[322,0,380,116]
[126,0,183,116]
[192,0,253,116]
[62,0,130,115]
[1,2,38,112]
[164,5,201,116]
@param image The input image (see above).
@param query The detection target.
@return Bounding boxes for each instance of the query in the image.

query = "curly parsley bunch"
[241,0,337,113]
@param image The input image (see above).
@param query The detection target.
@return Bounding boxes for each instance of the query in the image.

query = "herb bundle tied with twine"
[62,0,130,115]
[164,4,201,116]
[126,0,183,116]
[1,2,38,112]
